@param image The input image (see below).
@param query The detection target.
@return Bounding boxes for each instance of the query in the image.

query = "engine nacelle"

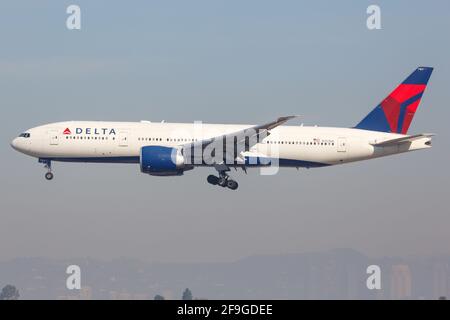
[140,146,191,176]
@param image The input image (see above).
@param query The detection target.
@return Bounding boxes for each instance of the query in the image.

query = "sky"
[0,1,449,263]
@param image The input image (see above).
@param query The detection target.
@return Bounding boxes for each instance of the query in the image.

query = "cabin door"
[49,129,59,146]
[118,131,129,147]
[337,137,347,152]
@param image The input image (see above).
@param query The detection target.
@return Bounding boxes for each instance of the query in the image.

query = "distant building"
[79,286,93,300]
[57,294,80,300]
[109,290,132,300]
[390,265,412,299]
[133,293,149,300]
[118,292,132,300]
[109,291,119,300]
[433,263,449,299]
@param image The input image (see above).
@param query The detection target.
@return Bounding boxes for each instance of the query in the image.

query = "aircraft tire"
[227,179,238,190]
[207,175,219,185]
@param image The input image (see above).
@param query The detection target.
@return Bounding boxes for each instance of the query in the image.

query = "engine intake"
[140,146,191,176]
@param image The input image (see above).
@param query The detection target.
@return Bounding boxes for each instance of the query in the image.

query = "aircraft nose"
[10,138,18,150]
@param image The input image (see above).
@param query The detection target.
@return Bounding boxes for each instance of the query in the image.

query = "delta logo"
[75,128,117,135]
[62,127,117,135]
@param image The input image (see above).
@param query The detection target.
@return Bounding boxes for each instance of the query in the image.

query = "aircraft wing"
[182,115,299,166]
[370,133,434,147]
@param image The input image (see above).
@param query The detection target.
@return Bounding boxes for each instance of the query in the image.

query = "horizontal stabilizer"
[371,133,434,147]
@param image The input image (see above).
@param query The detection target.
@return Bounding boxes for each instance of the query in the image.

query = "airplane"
[11,67,434,190]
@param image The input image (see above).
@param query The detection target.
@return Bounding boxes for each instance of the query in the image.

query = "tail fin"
[355,67,433,134]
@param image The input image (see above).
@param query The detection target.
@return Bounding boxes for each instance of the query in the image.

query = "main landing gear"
[39,159,54,181]
[207,171,238,190]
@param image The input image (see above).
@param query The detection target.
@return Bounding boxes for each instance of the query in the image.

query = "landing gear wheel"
[207,175,219,185]
[226,179,238,190]
[40,159,54,181]
[207,169,239,190]
[218,177,228,187]
[45,172,54,180]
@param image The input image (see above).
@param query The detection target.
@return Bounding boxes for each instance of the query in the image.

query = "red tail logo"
[355,67,433,134]
[63,128,71,135]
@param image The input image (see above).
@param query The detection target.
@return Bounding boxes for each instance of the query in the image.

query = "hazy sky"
[1,1,449,263]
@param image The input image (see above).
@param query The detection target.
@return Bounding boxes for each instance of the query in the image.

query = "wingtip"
[280,115,301,120]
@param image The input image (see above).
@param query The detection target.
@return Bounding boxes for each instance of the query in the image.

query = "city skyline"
[1,248,450,300]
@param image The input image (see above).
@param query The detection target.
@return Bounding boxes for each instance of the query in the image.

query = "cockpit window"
[19,133,31,138]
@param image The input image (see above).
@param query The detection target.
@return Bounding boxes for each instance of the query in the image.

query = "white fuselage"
[11,121,431,169]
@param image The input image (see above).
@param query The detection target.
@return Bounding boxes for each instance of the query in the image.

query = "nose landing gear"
[39,159,54,181]
[45,172,54,180]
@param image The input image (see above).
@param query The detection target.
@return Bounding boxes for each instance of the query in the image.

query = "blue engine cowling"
[140,146,192,176]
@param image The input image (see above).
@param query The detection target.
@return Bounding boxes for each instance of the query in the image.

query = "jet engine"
[140,146,192,176]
